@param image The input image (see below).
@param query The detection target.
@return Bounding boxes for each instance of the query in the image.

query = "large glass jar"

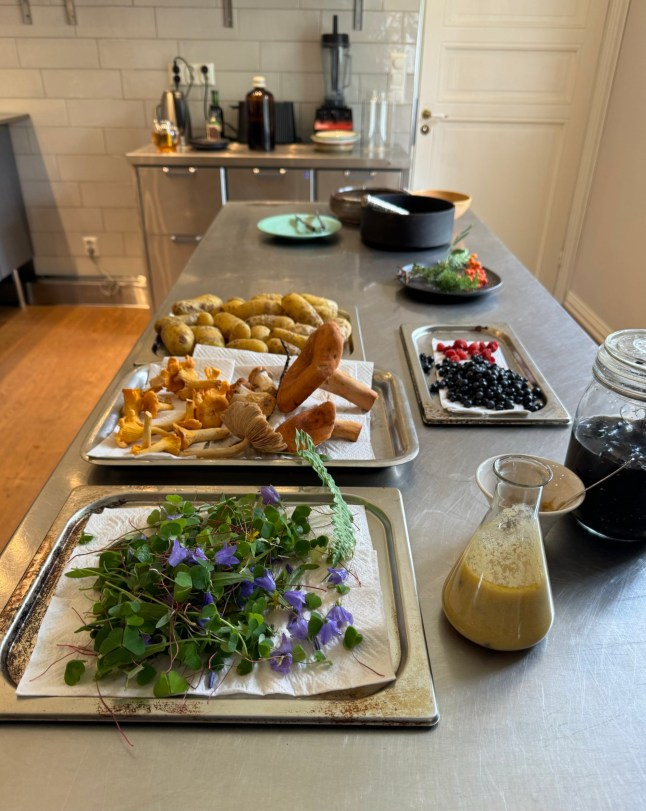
[564,329,646,542]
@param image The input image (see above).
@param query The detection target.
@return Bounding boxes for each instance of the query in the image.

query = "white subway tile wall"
[3,1,418,281]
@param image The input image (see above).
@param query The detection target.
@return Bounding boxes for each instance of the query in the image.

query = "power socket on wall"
[167,62,216,88]
[82,236,99,257]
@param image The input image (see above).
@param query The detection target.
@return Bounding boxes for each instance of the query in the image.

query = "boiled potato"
[287,323,316,337]
[269,327,309,350]
[266,337,301,355]
[161,320,195,356]
[172,294,222,315]
[213,312,251,341]
[190,325,225,347]
[332,316,352,342]
[195,312,214,326]
[250,324,271,341]
[246,314,295,330]
[281,293,323,327]
[226,338,269,353]
[300,293,338,318]
[228,297,285,320]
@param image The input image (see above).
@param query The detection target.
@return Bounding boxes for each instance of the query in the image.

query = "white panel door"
[411,0,608,292]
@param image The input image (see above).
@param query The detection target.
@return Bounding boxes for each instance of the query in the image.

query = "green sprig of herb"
[409,225,479,291]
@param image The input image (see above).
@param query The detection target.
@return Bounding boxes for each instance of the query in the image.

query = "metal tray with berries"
[400,323,571,426]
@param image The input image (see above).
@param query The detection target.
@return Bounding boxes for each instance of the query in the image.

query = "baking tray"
[149,307,366,361]
[81,367,419,468]
[0,485,438,727]
[401,322,570,425]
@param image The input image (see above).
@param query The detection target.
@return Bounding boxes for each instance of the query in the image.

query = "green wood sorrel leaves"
[63,448,361,694]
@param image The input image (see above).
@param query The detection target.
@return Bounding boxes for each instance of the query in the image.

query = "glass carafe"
[442,455,554,651]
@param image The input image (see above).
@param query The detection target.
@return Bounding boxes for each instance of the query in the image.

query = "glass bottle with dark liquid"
[565,330,646,542]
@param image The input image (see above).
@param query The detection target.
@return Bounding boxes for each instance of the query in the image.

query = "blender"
[314,15,353,131]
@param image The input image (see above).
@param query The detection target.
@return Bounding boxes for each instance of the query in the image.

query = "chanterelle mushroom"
[276,321,378,413]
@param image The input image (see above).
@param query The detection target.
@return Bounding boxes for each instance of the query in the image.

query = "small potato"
[314,306,337,322]
[300,293,338,318]
[246,314,295,330]
[154,315,183,334]
[226,338,269,353]
[252,293,283,302]
[287,322,316,337]
[232,297,286,320]
[161,321,195,356]
[172,294,222,315]
[266,337,301,356]
[250,324,271,341]
[269,328,309,350]
[332,316,352,342]
[222,297,247,315]
[281,293,323,328]
[213,312,251,341]
[190,325,225,347]
[195,312,214,326]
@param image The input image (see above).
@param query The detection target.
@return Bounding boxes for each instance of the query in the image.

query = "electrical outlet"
[167,61,191,88]
[83,236,99,257]
[193,63,216,87]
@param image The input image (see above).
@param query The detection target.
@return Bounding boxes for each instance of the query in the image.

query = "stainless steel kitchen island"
[2,202,644,811]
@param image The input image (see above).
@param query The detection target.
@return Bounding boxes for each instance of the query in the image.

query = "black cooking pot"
[359,193,455,250]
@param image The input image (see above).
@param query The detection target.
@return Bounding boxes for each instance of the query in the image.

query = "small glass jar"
[564,329,646,542]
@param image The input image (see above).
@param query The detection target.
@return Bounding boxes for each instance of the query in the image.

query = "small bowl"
[412,189,472,219]
[329,186,404,225]
[475,454,585,534]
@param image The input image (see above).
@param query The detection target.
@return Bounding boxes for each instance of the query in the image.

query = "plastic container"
[246,76,275,151]
[564,329,646,542]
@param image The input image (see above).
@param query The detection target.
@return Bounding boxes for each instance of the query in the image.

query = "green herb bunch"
[64,479,362,697]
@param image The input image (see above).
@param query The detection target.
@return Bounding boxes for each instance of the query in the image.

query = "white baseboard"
[563,290,611,344]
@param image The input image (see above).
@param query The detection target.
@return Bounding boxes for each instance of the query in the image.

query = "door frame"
[555,0,631,307]
[410,0,631,308]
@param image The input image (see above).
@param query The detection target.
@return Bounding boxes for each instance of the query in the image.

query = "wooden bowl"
[411,189,472,219]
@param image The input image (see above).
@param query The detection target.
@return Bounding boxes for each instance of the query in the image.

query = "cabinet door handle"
[252,168,287,177]
[162,166,197,176]
[343,170,377,178]
[170,235,202,244]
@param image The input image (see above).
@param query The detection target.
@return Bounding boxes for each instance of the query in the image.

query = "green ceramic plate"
[257,213,342,240]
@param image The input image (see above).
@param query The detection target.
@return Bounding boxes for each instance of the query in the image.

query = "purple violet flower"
[239,580,254,599]
[203,591,214,605]
[141,633,152,645]
[206,671,217,690]
[215,543,239,567]
[168,539,188,567]
[284,590,306,613]
[318,619,341,646]
[260,485,281,505]
[189,547,208,562]
[254,569,276,593]
[285,563,294,575]
[327,604,353,627]
[326,567,348,586]
[287,615,309,641]
[269,633,293,675]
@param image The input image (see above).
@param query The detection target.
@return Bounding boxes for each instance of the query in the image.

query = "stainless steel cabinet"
[226,167,313,201]
[315,169,404,201]
[137,165,224,306]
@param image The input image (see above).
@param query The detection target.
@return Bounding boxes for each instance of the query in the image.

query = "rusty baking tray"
[149,307,365,361]
[81,366,418,468]
[401,322,570,426]
[0,485,438,726]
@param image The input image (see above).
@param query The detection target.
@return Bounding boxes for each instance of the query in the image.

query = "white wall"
[2,1,418,283]
[565,0,646,337]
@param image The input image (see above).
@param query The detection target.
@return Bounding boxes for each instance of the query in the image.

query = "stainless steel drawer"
[138,166,224,236]
[315,169,403,201]
[226,167,312,201]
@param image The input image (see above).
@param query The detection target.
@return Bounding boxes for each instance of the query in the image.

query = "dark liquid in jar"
[564,416,646,541]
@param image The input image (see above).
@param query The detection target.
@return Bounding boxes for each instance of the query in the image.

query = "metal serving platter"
[149,307,365,361]
[401,322,570,426]
[81,367,418,468]
[0,485,438,727]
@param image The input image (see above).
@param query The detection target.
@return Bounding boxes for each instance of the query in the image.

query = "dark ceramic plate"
[397,265,502,301]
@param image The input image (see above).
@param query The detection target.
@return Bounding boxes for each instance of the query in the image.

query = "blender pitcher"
[321,15,352,108]
[442,455,554,651]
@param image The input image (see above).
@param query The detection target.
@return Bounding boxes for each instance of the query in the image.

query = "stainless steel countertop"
[2,202,645,811]
[127,142,410,170]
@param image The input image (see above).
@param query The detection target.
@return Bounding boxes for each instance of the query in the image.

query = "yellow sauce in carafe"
[442,505,554,650]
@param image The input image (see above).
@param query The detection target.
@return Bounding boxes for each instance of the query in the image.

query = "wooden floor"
[0,305,150,553]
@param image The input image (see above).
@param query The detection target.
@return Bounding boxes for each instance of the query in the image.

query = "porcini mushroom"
[276,401,362,452]
[276,321,378,413]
